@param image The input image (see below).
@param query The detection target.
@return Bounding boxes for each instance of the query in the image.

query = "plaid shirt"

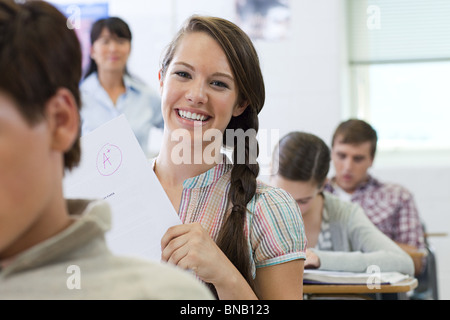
[324,175,425,250]
[178,159,307,277]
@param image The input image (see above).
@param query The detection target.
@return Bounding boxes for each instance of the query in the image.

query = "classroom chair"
[410,222,439,300]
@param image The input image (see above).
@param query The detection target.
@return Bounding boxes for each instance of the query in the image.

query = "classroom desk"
[425,232,448,238]
[303,277,418,300]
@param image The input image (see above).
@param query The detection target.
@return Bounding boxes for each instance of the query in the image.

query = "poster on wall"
[50,2,109,76]
[235,0,291,41]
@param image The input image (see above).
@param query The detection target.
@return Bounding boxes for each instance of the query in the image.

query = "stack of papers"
[303,269,410,285]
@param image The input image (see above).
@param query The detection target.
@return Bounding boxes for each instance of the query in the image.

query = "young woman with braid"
[154,15,306,299]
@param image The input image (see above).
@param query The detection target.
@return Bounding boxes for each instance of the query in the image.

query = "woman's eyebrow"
[173,61,234,81]
[173,61,194,70]
[295,196,313,202]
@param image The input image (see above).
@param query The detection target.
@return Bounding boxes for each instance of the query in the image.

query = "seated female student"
[269,131,414,276]
[155,15,307,299]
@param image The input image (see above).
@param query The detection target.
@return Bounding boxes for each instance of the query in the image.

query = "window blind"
[348,0,450,64]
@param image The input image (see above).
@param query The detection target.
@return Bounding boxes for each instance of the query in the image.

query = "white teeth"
[178,110,207,121]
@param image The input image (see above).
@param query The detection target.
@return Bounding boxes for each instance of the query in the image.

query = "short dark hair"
[332,119,378,159]
[0,0,82,169]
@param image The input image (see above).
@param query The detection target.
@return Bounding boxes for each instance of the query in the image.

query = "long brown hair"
[160,15,265,290]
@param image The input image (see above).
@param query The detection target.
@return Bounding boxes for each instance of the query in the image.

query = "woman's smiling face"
[159,31,247,139]
[90,27,131,74]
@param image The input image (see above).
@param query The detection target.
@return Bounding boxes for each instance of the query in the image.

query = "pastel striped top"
[177,158,307,278]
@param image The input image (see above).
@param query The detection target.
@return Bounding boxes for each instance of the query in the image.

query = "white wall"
[53,0,449,299]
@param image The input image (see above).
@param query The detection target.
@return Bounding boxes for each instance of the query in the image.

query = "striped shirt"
[178,159,307,277]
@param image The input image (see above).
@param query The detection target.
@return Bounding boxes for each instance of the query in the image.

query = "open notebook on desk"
[303,269,410,285]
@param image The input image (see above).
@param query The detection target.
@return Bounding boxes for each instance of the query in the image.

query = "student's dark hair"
[84,16,132,79]
[274,132,330,188]
[0,0,82,170]
[331,119,378,159]
[161,15,265,292]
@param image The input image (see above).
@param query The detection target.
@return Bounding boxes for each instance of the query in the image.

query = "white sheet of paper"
[63,115,180,262]
[303,269,410,284]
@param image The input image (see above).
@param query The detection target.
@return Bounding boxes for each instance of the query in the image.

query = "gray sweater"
[0,200,214,300]
[310,192,414,276]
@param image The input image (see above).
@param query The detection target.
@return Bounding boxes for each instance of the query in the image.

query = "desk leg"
[397,292,409,300]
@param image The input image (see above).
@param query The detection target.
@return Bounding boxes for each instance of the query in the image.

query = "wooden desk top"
[303,277,418,294]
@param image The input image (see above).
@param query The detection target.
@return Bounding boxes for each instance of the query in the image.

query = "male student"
[0,0,213,300]
[324,119,425,275]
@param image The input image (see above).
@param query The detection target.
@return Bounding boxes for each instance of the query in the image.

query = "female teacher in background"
[80,17,163,156]
[155,15,306,300]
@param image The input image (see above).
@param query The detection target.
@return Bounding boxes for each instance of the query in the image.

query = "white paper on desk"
[63,115,180,262]
[303,269,410,285]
